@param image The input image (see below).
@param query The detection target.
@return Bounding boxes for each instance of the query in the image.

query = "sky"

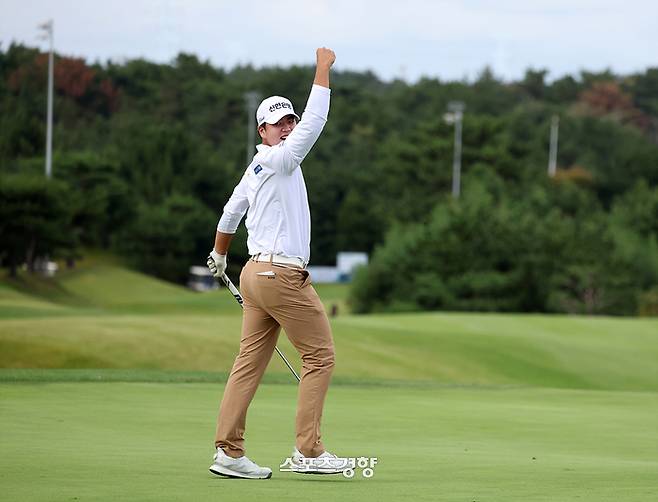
[1,0,656,83]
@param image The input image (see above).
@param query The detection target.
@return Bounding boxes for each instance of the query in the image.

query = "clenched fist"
[316,47,336,69]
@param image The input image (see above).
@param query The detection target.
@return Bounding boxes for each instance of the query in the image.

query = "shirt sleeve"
[264,84,331,175]
[217,174,250,233]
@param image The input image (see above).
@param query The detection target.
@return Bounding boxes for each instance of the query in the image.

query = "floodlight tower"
[548,115,559,177]
[444,101,465,198]
[37,20,54,179]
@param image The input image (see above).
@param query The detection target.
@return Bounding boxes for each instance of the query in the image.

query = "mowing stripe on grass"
[1,382,656,501]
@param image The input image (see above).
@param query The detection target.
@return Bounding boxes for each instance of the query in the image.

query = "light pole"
[548,114,559,177]
[444,101,465,198]
[244,91,261,166]
[38,20,54,179]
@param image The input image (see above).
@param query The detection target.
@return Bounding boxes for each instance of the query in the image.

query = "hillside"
[1,260,656,391]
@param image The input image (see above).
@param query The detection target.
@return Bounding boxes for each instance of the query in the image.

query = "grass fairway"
[1,260,657,500]
[2,262,657,390]
[1,381,657,502]
[2,310,657,390]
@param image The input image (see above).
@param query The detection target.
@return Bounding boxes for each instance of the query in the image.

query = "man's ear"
[258,124,266,139]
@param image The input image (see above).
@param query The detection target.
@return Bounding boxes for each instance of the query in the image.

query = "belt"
[251,253,307,269]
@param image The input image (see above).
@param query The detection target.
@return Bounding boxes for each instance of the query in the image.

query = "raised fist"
[316,47,336,69]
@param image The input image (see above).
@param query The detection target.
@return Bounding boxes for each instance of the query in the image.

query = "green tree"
[53,151,136,247]
[116,194,216,283]
[0,174,76,276]
[520,68,548,100]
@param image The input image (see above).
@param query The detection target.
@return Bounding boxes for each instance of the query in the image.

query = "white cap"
[256,95,300,126]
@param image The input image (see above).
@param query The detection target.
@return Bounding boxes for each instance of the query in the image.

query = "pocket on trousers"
[292,269,310,289]
[300,270,311,288]
[277,268,307,290]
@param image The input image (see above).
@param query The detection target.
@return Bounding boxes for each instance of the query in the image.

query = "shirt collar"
[256,144,271,153]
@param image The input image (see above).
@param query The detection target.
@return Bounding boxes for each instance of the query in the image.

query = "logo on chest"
[254,164,263,175]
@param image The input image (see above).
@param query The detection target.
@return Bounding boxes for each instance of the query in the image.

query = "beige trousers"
[215,259,335,458]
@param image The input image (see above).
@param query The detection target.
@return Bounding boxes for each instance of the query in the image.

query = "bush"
[349,176,647,315]
[0,174,76,276]
[115,194,216,283]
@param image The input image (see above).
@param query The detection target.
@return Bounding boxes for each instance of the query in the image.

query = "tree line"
[1,43,657,315]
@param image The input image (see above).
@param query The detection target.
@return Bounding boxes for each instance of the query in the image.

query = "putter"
[219,273,301,383]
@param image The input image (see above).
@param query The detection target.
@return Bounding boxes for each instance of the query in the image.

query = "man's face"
[258,115,297,146]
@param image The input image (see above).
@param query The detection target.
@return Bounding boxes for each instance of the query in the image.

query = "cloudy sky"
[1,0,656,82]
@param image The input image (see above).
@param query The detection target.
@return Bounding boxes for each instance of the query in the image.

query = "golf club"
[219,273,301,383]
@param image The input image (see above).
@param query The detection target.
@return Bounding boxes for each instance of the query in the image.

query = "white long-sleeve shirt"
[217,84,330,263]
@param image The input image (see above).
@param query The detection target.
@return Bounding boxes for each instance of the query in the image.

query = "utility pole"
[548,114,559,177]
[444,101,465,198]
[38,20,54,179]
[244,91,261,166]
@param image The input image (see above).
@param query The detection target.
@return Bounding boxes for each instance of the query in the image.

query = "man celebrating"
[207,48,343,479]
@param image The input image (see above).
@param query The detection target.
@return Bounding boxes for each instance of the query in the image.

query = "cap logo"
[269,102,292,113]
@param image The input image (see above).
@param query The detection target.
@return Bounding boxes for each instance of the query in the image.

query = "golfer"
[206,47,343,479]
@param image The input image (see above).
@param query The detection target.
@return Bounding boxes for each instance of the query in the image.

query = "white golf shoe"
[291,448,349,475]
[209,447,272,479]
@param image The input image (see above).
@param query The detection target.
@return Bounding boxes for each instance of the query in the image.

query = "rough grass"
[1,260,657,391]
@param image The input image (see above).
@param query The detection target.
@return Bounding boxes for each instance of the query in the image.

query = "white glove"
[207,250,227,278]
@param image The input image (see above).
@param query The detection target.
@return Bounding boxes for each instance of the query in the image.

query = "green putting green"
[1,381,656,501]
[1,260,657,500]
